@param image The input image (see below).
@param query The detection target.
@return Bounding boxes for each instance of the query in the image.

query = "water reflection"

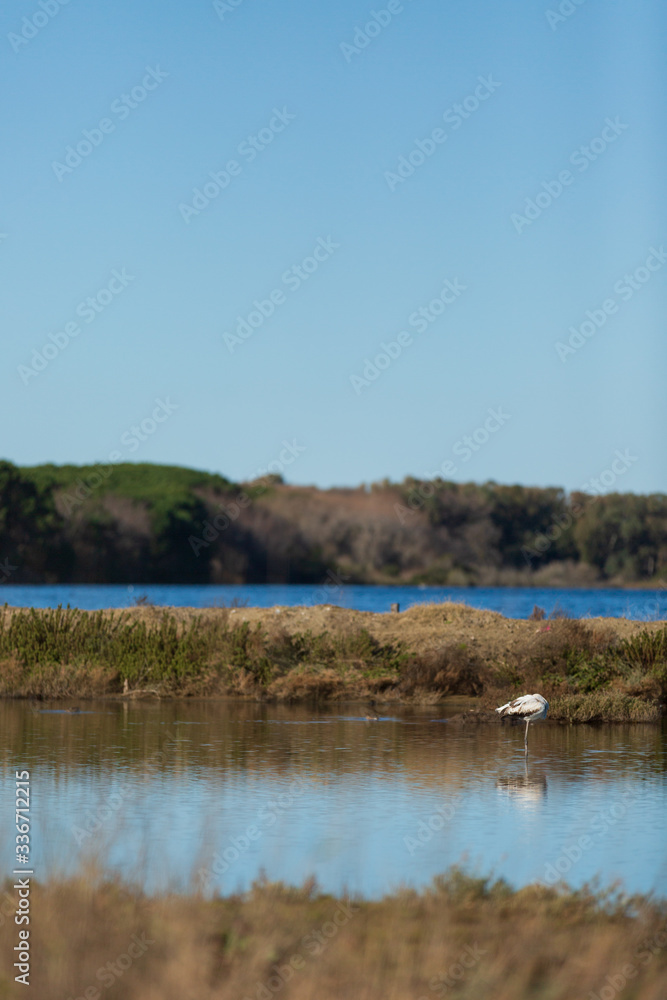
[496,761,548,808]
[0,700,665,898]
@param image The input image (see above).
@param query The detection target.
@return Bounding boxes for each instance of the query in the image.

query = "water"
[1,583,665,619]
[2,701,666,898]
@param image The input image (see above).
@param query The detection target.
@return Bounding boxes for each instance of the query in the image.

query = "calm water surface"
[1,583,665,619]
[1,701,665,898]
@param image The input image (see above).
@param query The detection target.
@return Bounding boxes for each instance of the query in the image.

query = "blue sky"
[1,0,665,492]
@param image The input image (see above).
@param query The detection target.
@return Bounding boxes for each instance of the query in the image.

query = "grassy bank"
[1,603,666,720]
[2,869,666,999]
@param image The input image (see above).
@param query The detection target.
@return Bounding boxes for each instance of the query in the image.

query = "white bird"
[496,694,549,751]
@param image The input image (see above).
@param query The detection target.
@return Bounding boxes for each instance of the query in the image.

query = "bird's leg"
[524,720,529,751]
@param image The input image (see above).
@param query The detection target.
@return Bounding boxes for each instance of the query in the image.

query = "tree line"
[1,460,665,585]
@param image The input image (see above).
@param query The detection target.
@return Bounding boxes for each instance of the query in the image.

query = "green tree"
[0,460,69,581]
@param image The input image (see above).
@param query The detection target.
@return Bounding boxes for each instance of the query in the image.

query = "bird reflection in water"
[496,761,547,807]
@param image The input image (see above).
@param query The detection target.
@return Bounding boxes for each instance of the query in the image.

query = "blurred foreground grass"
[1,868,666,999]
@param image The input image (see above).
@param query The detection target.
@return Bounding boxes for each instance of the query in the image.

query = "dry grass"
[2,869,666,1000]
[398,643,488,700]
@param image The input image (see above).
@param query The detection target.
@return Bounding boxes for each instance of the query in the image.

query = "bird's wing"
[496,694,541,716]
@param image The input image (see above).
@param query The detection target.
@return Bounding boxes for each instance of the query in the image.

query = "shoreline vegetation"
[2,868,666,1000]
[3,459,667,587]
[1,603,665,721]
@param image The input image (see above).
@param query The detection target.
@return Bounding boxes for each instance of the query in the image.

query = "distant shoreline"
[1,582,664,624]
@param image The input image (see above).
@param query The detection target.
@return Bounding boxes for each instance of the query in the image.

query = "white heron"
[496,693,549,751]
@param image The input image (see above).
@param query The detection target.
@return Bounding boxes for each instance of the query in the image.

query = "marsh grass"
[0,607,665,719]
[487,620,667,720]
[2,867,666,1000]
[548,691,663,723]
[0,607,405,699]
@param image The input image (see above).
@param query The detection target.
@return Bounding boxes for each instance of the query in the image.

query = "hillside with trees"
[1,460,665,586]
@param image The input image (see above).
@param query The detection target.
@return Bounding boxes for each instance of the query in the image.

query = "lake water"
[1,583,665,619]
[3,700,666,899]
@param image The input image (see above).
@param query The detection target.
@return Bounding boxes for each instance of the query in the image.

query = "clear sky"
[2,0,665,492]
